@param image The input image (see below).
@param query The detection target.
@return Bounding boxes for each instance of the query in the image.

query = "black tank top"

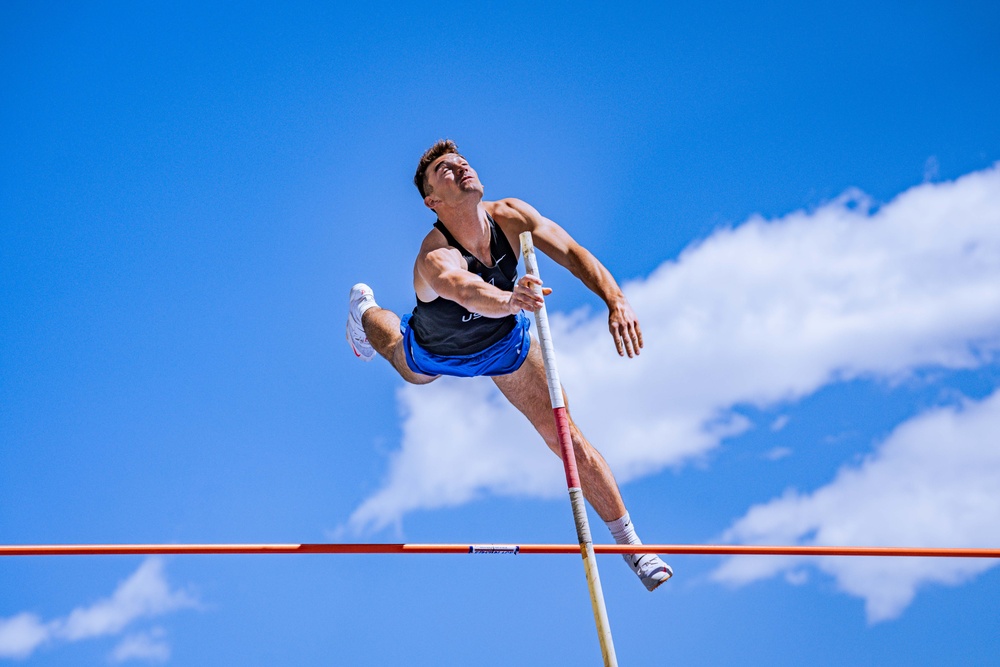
[409,214,519,355]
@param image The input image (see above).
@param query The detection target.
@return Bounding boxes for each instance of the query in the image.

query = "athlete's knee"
[404,371,438,385]
[569,425,601,464]
[535,415,588,459]
[387,346,432,385]
[533,421,561,454]
[563,412,584,443]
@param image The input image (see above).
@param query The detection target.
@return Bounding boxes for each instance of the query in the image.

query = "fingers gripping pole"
[520,232,618,667]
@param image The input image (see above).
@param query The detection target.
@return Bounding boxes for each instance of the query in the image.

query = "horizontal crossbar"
[1,543,998,558]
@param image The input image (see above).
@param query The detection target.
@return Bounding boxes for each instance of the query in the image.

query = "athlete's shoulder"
[416,225,465,274]
[485,198,541,228]
[418,224,448,251]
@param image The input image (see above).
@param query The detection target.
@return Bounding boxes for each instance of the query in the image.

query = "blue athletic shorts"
[400,311,531,378]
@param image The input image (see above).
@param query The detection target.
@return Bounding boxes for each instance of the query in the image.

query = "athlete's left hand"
[608,297,643,358]
[509,275,553,314]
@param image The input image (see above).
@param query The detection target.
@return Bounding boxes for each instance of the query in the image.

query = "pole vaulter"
[347,139,673,600]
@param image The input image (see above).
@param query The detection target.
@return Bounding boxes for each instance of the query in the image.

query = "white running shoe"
[346,283,377,362]
[627,553,673,591]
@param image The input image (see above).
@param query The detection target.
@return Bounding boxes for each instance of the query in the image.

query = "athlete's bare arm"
[413,229,545,317]
[486,198,644,358]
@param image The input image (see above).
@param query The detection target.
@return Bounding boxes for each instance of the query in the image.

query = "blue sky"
[2,1,999,664]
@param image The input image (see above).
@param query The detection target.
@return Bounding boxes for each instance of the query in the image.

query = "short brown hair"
[414,139,460,198]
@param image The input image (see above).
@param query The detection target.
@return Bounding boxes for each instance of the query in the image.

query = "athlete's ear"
[423,194,439,210]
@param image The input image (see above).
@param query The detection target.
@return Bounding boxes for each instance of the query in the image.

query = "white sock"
[358,295,378,318]
[606,512,642,547]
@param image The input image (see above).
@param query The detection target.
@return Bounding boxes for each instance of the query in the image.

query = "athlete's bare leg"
[362,307,438,385]
[492,338,627,521]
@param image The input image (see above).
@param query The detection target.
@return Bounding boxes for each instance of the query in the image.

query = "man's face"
[424,153,484,206]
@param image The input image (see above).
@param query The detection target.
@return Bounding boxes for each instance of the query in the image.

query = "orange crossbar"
[1,543,998,558]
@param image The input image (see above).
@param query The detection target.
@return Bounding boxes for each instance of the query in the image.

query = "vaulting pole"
[520,231,618,667]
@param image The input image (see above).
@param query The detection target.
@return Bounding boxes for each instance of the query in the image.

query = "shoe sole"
[642,566,674,592]
[645,573,672,591]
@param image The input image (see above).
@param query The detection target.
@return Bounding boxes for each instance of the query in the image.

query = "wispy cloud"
[713,389,1000,623]
[110,628,171,664]
[349,164,1000,535]
[762,446,793,461]
[0,558,196,661]
[0,614,49,660]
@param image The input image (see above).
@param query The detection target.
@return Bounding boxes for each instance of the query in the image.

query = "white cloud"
[57,558,195,642]
[349,164,1000,533]
[923,155,940,182]
[0,559,195,661]
[763,446,792,461]
[713,389,1000,623]
[0,614,50,659]
[110,628,171,664]
[349,379,559,529]
[770,415,790,432]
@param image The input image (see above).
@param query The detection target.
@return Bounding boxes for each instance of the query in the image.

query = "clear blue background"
[2,1,998,664]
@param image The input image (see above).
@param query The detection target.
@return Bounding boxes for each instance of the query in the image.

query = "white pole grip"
[519,232,565,410]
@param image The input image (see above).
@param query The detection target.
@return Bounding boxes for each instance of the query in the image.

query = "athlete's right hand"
[508,274,551,313]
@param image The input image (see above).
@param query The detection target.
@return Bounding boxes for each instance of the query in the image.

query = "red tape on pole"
[552,406,580,489]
